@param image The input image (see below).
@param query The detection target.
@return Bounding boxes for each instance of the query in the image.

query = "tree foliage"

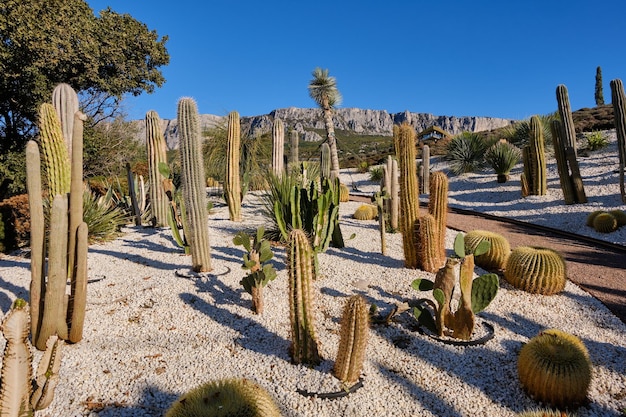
[0,0,169,153]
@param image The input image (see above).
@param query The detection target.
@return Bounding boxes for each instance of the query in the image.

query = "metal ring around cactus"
[296,379,364,400]
[417,320,495,347]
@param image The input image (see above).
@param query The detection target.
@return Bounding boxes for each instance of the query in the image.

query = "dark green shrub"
[445,132,489,175]
[0,194,31,252]
[585,131,609,151]
[485,140,521,182]
[369,166,384,182]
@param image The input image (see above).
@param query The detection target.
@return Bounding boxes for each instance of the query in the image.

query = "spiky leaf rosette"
[464,230,511,271]
[165,378,282,417]
[517,329,591,409]
[504,246,567,295]
[333,295,369,385]
[592,212,618,233]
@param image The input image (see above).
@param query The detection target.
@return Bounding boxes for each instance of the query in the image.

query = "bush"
[585,131,609,151]
[445,132,490,175]
[357,161,369,173]
[485,140,521,182]
[369,166,383,182]
[82,186,130,243]
[0,194,31,252]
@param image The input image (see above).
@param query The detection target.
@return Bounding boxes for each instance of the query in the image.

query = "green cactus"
[464,230,510,271]
[159,162,191,254]
[383,156,399,231]
[225,110,242,222]
[333,295,369,385]
[517,409,573,417]
[164,378,282,417]
[593,212,618,233]
[526,115,547,196]
[428,171,448,262]
[373,190,387,255]
[233,226,277,314]
[177,97,212,273]
[504,246,567,295]
[145,110,169,227]
[417,214,442,273]
[38,103,71,197]
[289,130,299,168]
[393,123,420,268]
[550,120,576,204]
[421,144,430,194]
[339,183,350,202]
[609,209,626,227]
[517,329,591,409]
[611,78,626,203]
[287,229,321,365]
[272,118,285,176]
[352,204,377,220]
[51,83,79,160]
[320,142,331,180]
[586,210,606,227]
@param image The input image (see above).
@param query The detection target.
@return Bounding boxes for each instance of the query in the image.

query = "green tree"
[308,67,342,179]
[0,0,169,153]
[595,66,604,106]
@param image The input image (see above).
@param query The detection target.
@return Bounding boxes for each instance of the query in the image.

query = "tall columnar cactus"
[526,115,547,196]
[51,83,79,159]
[517,329,591,409]
[416,214,442,273]
[556,85,587,203]
[320,142,331,180]
[422,145,430,195]
[550,120,576,204]
[428,171,448,262]
[225,110,242,222]
[289,129,299,168]
[271,118,285,176]
[287,229,320,365]
[393,123,420,268]
[504,246,567,295]
[38,103,71,197]
[333,295,369,386]
[373,190,386,255]
[610,78,626,203]
[145,110,170,226]
[177,97,212,273]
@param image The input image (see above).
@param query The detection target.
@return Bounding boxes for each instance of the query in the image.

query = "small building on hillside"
[417,126,452,144]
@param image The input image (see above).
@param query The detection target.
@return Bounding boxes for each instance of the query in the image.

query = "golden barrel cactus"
[504,246,567,295]
[464,230,510,271]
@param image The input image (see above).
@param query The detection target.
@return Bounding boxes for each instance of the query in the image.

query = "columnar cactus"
[382,156,399,231]
[373,190,386,255]
[225,110,242,222]
[610,78,626,203]
[422,144,430,195]
[527,115,547,196]
[51,83,79,159]
[504,246,567,295]
[289,130,299,168]
[165,378,282,417]
[271,118,285,176]
[416,214,442,273]
[393,123,420,268]
[517,329,591,409]
[428,171,448,262]
[550,120,576,204]
[333,295,369,386]
[464,230,510,271]
[38,103,71,197]
[320,142,331,180]
[145,110,169,226]
[177,97,212,272]
[287,229,320,365]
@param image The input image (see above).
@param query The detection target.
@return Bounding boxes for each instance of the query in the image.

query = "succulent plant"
[289,130,299,168]
[145,110,169,227]
[417,214,442,274]
[38,103,71,197]
[272,118,285,176]
[609,209,626,227]
[586,210,606,227]
[421,144,430,193]
[320,142,331,180]
[504,246,566,295]
[165,378,282,417]
[225,110,242,222]
[51,83,79,160]
[287,229,320,365]
[464,230,510,271]
[522,115,547,196]
[428,171,448,262]
[339,183,350,202]
[373,190,387,255]
[383,156,399,231]
[592,212,618,233]
[333,295,369,386]
[610,78,626,203]
[517,329,591,409]
[352,204,377,220]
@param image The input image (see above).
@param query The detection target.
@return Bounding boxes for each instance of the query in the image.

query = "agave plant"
[485,140,522,183]
[445,132,489,175]
[82,185,129,243]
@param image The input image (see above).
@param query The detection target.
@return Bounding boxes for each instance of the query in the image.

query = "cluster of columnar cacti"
[233,226,277,314]
[287,229,321,365]
[553,85,587,204]
[412,234,499,340]
[521,115,547,196]
[333,295,369,386]
[225,110,242,222]
[165,378,282,417]
[0,299,65,414]
[611,78,626,203]
[421,144,430,195]
[464,230,510,271]
[504,246,566,295]
[177,97,212,272]
[517,329,591,409]
[145,110,169,227]
[289,130,299,169]
[272,118,285,176]
[352,204,378,220]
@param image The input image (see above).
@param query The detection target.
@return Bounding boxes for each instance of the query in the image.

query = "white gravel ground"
[0,130,625,416]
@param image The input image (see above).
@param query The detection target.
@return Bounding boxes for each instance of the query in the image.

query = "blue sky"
[86,0,626,122]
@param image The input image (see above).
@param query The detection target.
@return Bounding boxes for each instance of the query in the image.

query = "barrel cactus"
[517,329,591,409]
[333,295,369,386]
[609,209,626,227]
[353,204,377,220]
[339,183,350,202]
[586,210,605,227]
[592,212,618,233]
[464,230,510,271]
[504,246,567,295]
[165,378,282,417]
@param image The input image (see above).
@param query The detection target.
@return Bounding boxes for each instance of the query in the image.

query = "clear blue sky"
[86,0,626,122]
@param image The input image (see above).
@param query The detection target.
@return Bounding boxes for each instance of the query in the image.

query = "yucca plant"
[500,113,558,149]
[445,132,489,175]
[82,185,129,244]
[485,140,522,183]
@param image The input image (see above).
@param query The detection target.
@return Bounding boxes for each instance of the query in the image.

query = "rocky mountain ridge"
[135,107,516,149]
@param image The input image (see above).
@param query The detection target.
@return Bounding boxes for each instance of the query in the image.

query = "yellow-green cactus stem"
[586,210,606,227]
[145,110,170,227]
[464,230,510,271]
[352,204,377,220]
[609,209,626,227]
[333,295,369,385]
[504,246,567,295]
[38,103,71,197]
[517,329,591,409]
[51,83,79,160]
[528,115,547,196]
[339,183,350,202]
[417,214,442,273]
[225,110,242,222]
[165,378,282,417]
[428,171,448,261]
[593,212,618,233]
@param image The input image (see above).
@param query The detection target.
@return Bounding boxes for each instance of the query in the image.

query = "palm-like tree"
[308,67,342,179]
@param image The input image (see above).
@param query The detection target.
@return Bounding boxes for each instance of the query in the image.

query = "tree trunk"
[321,99,340,179]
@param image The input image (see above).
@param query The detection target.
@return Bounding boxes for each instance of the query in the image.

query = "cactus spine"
[289,130,299,168]
[428,171,448,262]
[51,83,79,159]
[504,246,567,295]
[177,98,212,272]
[145,110,169,227]
[422,145,430,195]
[287,229,320,365]
[610,78,626,203]
[271,118,285,176]
[526,115,547,196]
[555,85,587,203]
[225,110,242,222]
[320,142,331,180]
[333,295,369,385]
[393,123,420,268]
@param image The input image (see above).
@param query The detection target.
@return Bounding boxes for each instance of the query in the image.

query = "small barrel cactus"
[517,329,591,409]
[609,209,626,227]
[592,212,618,233]
[165,378,282,417]
[585,210,606,227]
[352,204,377,220]
[504,246,567,295]
[339,183,350,202]
[464,230,510,271]
[333,295,369,385]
